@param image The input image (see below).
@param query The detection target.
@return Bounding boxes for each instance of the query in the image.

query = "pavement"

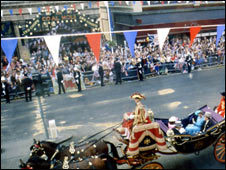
[1,66,225,169]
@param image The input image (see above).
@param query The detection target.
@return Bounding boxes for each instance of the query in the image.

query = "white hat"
[175,120,182,127]
[204,112,212,118]
[169,116,177,122]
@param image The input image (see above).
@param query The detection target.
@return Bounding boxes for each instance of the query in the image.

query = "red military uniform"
[216,97,225,118]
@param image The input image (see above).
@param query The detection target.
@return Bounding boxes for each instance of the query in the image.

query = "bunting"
[19,8,22,15]
[1,10,3,17]
[86,34,101,62]
[46,6,50,13]
[119,1,122,5]
[189,26,202,47]
[27,8,32,15]
[216,25,225,47]
[147,1,151,5]
[110,1,115,6]
[1,39,18,64]
[88,2,92,8]
[157,28,170,51]
[81,3,84,10]
[44,35,61,66]
[9,9,13,16]
[133,1,136,5]
[72,4,76,10]
[96,2,99,7]
[123,31,138,57]
[125,1,129,5]
[37,7,41,13]
[64,5,68,11]
[140,1,143,5]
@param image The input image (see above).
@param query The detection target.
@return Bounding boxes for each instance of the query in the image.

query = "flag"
[64,5,68,11]
[216,25,225,47]
[125,1,129,5]
[189,26,202,47]
[19,8,22,15]
[157,28,170,51]
[28,8,32,15]
[104,1,109,7]
[119,1,122,5]
[123,31,138,57]
[147,1,151,5]
[9,9,13,15]
[86,34,101,62]
[55,6,59,12]
[73,4,76,10]
[37,7,41,13]
[88,2,92,8]
[1,10,3,17]
[96,2,99,7]
[110,1,115,6]
[1,39,18,64]
[46,6,50,13]
[133,1,136,5]
[81,3,84,10]
[140,1,144,5]
[44,35,61,66]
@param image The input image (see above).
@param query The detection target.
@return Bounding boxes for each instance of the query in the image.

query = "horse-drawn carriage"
[20,105,225,169]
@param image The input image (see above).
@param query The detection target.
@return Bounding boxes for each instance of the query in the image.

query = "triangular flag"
[28,8,32,15]
[44,35,61,66]
[104,1,109,7]
[96,2,99,7]
[147,1,151,5]
[110,1,115,6]
[133,1,136,5]
[189,26,202,47]
[81,3,84,10]
[161,1,164,4]
[9,9,13,15]
[86,34,101,63]
[46,6,50,13]
[37,7,41,13]
[1,10,3,17]
[64,5,68,11]
[140,1,143,5]
[216,25,225,47]
[73,4,76,10]
[119,1,122,5]
[157,28,170,51]
[88,2,92,8]
[19,8,22,15]
[55,6,59,12]
[1,39,18,64]
[125,1,129,5]
[123,31,138,57]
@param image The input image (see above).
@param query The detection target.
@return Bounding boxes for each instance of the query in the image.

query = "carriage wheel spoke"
[216,143,224,146]
[216,146,224,151]
[219,150,225,160]
[217,148,225,157]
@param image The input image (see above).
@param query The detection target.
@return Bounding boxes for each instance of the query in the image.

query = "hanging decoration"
[37,7,41,13]
[86,33,101,62]
[1,39,18,64]
[81,3,84,10]
[216,25,225,47]
[123,31,138,57]
[9,9,13,16]
[28,8,32,15]
[189,26,202,47]
[88,2,92,8]
[19,8,22,15]
[1,10,3,17]
[157,28,170,52]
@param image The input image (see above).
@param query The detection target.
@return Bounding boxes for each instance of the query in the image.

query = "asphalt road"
[1,66,225,169]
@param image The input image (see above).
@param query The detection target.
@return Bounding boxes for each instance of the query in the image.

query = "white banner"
[104,1,109,7]
[157,28,170,52]
[27,8,32,15]
[44,35,61,66]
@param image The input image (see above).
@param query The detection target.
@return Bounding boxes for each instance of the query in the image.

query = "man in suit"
[98,62,104,87]
[136,58,144,81]
[22,73,33,102]
[201,112,214,132]
[73,67,81,92]
[114,57,122,85]
[56,68,65,94]
[185,53,193,73]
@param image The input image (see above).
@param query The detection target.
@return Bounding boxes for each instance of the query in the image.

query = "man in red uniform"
[215,92,225,118]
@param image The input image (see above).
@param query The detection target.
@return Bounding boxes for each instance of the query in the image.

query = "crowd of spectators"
[1,34,225,101]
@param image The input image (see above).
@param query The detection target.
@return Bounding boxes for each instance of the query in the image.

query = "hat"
[220,92,225,97]
[195,110,203,116]
[175,120,182,127]
[169,116,177,123]
[130,92,146,100]
[204,112,212,118]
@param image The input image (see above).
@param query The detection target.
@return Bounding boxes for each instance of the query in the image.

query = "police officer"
[22,73,33,102]
[98,62,105,87]
[136,58,144,81]
[73,66,81,92]
[185,53,193,73]
[56,68,66,94]
[114,57,122,85]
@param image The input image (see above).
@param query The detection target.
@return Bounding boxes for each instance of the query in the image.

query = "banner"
[44,35,61,66]
[157,28,170,51]
[123,31,138,57]
[189,26,201,47]
[1,39,18,63]
[86,34,101,62]
[216,25,225,47]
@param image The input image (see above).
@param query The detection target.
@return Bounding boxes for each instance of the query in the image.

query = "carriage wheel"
[138,162,164,169]
[214,133,225,163]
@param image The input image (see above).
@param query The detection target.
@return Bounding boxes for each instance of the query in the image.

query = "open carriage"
[113,105,225,169]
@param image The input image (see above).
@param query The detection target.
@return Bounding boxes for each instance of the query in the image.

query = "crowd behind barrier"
[1,34,225,102]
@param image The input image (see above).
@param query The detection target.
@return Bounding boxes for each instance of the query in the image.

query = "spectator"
[22,73,33,102]
[113,57,122,85]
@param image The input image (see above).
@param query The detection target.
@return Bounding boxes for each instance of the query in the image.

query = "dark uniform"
[98,63,104,86]
[114,59,122,85]
[136,59,144,81]
[1,78,10,104]
[185,54,193,73]
[22,75,33,102]
[73,69,81,92]
[56,69,65,94]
